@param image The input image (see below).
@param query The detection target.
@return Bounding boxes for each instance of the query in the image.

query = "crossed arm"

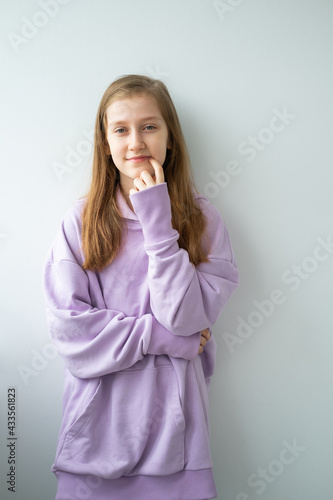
[130,157,218,355]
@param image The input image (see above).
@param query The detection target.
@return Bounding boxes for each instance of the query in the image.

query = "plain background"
[1,1,333,499]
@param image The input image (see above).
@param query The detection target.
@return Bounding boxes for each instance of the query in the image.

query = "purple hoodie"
[43,182,239,497]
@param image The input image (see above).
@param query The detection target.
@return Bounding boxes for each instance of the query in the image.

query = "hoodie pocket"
[55,364,185,479]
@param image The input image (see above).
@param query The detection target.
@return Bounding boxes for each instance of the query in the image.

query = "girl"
[43,74,239,500]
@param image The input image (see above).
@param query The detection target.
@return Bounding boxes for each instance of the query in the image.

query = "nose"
[129,130,144,152]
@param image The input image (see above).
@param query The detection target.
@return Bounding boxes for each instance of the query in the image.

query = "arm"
[42,208,201,380]
[130,182,239,336]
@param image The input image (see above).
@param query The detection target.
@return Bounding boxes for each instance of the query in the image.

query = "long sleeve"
[42,207,201,380]
[130,183,239,336]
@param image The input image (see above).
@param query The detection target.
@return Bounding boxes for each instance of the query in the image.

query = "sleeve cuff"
[147,317,201,361]
[129,183,179,246]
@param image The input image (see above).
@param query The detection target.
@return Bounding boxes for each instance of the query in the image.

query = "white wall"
[1,1,333,498]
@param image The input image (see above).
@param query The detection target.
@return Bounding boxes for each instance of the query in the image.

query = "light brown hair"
[82,74,209,271]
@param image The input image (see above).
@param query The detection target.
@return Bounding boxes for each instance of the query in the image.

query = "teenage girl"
[43,74,239,500]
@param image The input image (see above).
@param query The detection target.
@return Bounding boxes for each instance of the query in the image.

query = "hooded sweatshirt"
[43,182,239,500]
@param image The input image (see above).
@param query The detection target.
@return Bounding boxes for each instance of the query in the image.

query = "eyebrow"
[108,116,163,127]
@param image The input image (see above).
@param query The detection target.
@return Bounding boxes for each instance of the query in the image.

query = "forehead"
[106,94,163,124]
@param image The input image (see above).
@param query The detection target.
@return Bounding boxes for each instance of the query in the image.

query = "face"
[105,94,170,193]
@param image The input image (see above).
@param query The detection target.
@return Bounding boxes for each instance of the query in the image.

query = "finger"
[133,177,146,191]
[140,170,155,187]
[148,157,164,184]
[201,328,210,341]
[201,336,209,346]
[198,345,203,354]
[129,188,138,196]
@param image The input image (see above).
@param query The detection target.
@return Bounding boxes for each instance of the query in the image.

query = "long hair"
[82,74,209,272]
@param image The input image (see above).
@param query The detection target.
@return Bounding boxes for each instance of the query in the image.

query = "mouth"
[127,156,151,162]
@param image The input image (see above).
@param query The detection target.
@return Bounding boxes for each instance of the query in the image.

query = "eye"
[144,125,156,131]
[115,128,126,134]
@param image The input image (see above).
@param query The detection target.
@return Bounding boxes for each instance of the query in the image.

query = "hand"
[198,328,211,354]
[129,157,164,195]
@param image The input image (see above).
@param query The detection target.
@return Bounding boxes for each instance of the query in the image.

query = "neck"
[120,184,130,197]
[119,184,135,212]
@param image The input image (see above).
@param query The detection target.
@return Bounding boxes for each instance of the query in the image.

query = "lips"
[127,156,150,161]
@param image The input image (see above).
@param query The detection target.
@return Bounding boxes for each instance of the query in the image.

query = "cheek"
[107,138,120,156]
[156,133,169,155]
